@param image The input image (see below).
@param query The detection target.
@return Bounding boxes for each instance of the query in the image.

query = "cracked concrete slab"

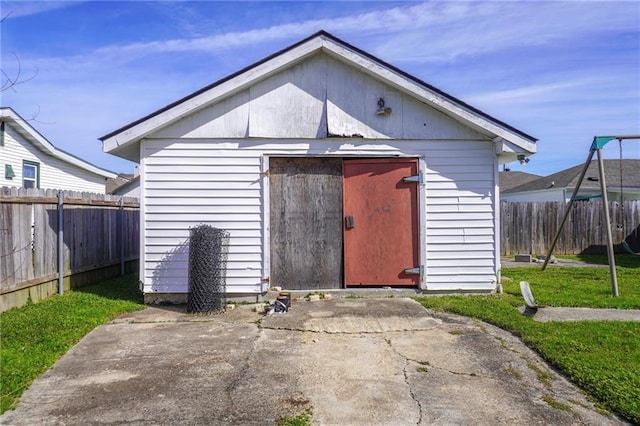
[1,298,628,425]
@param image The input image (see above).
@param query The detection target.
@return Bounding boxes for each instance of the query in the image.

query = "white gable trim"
[101,32,536,159]
[102,37,324,154]
[1,108,116,179]
[321,40,537,153]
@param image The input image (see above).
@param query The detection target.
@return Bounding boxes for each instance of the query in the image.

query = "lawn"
[416,254,640,424]
[0,274,145,414]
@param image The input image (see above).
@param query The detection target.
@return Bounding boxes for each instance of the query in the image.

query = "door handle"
[345,215,355,229]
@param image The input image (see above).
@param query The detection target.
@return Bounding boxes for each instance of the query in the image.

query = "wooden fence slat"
[1,187,140,311]
[501,200,640,256]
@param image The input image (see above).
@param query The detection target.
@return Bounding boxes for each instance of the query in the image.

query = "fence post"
[57,191,64,295]
[120,197,125,276]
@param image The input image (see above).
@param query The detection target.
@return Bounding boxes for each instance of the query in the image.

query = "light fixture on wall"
[517,154,530,166]
[376,97,392,116]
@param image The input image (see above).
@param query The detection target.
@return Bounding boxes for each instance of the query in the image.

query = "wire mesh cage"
[187,225,229,314]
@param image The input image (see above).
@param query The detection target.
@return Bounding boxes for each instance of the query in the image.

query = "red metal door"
[343,158,419,287]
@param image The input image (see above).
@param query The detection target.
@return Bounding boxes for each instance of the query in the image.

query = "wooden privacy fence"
[1,187,139,311]
[501,200,640,256]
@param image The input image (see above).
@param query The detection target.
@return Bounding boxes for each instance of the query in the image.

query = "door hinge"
[403,266,424,276]
[403,172,423,185]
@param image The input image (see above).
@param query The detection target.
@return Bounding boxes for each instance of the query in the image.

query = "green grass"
[503,254,640,308]
[415,254,640,424]
[0,274,144,413]
[277,407,313,426]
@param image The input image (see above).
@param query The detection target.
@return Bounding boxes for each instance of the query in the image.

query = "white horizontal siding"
[141,138,265,294]
[146,228,261,238]
[146,198,260,206]
[2,125,106,193]
[427,235,494,244]
[140,137,498,294]
[145,189,261,198]
[147,237,262,246]
[424,140,497,291]
[145,204,260,214]
[426,227,494,236]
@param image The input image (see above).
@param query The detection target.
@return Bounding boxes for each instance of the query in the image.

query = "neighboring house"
[106,173,134,194]
[502,159,640,202]
[499,170,541,193]
[107,167,141,197]
[1,107,116,193]
[101,31,536,302]
[110,175,140,198]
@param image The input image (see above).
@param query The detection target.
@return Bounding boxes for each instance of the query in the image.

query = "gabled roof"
[101,31,536,161]
[110,175,139,195]
[1,107,116,179]
[499,171,542,192]
[106,173,134,194]
[504,159,640,194]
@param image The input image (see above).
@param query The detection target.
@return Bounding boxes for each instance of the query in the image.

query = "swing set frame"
[541,135,640,297]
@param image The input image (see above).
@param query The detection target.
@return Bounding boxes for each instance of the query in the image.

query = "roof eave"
[1,107,117,179]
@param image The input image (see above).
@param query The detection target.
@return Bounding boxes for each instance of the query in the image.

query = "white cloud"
[373,2,639,63]
[2,1,638,176]
[466,80,593,105]
[8,1,638,76]
[1,1,80,19]
[20,0,631,82]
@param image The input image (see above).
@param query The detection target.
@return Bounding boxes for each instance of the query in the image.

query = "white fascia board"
[1,108,116,178]
[1,108,56,152]
[102,38,324,154]
[320,38,537,153]
[493,138,536,155]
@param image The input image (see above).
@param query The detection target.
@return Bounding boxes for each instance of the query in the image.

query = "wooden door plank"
[270,157,343,290]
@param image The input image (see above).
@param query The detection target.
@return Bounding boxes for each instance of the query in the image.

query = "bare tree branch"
[1,11,13,23]
[25,105,55,125]
[1,52,39,93]
[1,12,39,92]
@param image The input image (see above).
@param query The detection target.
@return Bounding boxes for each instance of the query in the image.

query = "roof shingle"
[504,160,640,194]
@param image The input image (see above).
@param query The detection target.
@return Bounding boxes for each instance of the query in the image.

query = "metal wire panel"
[187,225,229,314]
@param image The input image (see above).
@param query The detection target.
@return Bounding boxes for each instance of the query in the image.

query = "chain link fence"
[187,225,229,314]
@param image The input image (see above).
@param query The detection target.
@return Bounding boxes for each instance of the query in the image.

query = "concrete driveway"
[1,298,626,425]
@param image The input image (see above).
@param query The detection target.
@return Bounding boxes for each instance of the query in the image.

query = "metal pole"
[119,197,125,276]
[57,191,64,295]
[542,150,595,270]
[596,148,619,296]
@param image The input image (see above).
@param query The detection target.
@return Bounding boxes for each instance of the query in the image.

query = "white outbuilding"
[101,31,536,302]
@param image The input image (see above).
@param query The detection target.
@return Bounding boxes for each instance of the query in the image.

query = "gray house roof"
[106,173,134,194]
[499,171,542,192]
[504,159,640,194]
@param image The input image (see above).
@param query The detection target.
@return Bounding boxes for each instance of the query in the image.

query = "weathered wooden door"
[343,159,419,287]
[269,157,343,289]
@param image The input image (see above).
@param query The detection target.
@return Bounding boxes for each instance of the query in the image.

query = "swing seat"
[622,241,640,256]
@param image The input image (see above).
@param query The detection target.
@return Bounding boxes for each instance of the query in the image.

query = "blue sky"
[2,1,639,176]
